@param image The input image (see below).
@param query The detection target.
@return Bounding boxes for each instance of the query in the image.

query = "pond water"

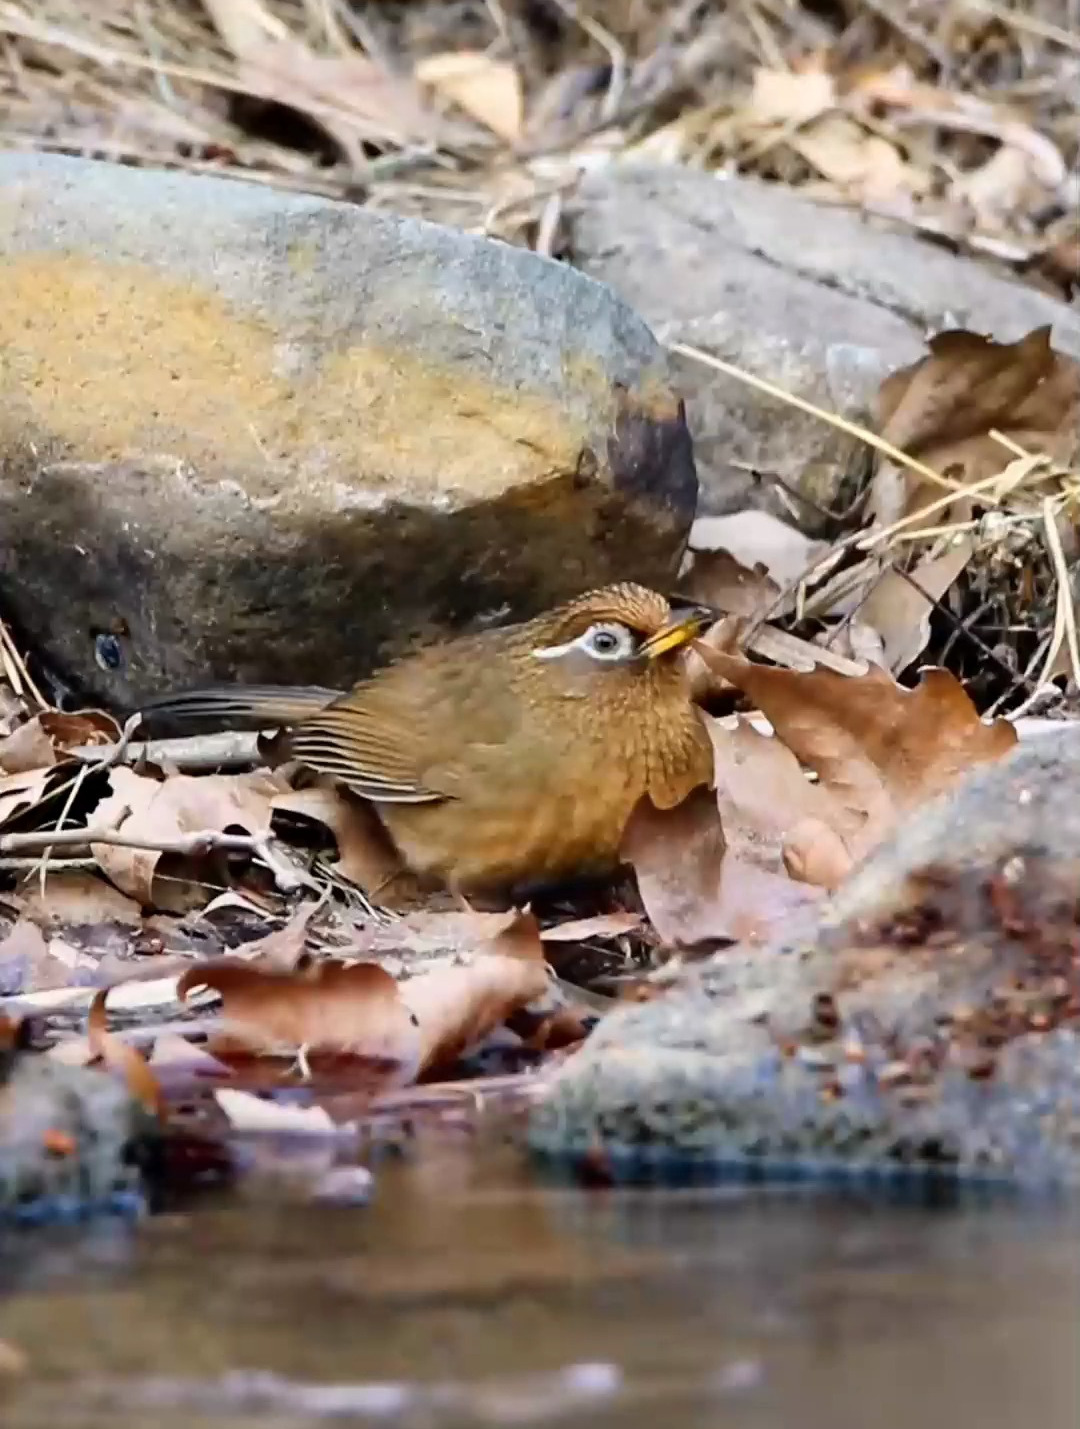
[0,1132,1077,1429]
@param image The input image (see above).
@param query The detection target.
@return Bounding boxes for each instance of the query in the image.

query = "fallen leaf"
[0,918,78,996]
[213,1088,342,1136]
[620,786,822,947]
[540,912,642,942]
[415,51,523,142]
[746,66,836,126]
[90,767,284,907]
[202,0,448,158]
[679,548,785,620]
[0,719,55,775]
[871,327,1080,523]
[794,115,929,204]
[226,900,320,970]
[399,912,554,1074]
[696,647,1017,883]
[18,874,143,933]
[689,511,827,590]
[855,538,974,673]
[703,714,846,877]
[176,910,553,1081]
[0,767,52,826]
[88,988,165,1117]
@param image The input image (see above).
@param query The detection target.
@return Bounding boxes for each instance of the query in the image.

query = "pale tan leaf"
[747,67,836,126]
[415,51,523,142]
[91,767,283,906]
[689,511,827,590]
[857,538,974,674]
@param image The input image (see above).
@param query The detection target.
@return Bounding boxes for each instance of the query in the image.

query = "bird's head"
[525,582,712,682]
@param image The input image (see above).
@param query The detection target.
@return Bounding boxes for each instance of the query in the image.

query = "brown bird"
[139,583,715,898]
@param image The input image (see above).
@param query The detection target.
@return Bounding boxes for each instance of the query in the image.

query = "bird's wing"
[287,652,522,805]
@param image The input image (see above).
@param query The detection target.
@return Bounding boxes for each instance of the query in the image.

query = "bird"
[138,583,716,899]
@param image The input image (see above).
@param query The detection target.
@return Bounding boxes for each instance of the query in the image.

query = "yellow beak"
[639,605,714,660]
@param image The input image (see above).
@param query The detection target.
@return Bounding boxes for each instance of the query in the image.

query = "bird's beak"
[639,604,714,660]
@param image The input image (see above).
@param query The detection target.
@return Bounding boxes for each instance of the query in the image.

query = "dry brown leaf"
[0,767,52,825]
[704,714,849,874]
[271,785,405,893]
[229,900,320,970]
[620,786,822,947]
[0,919,55,995]
[0,719,55,775]
[680,548,784,621]
[178,955,413,1064]
[540,912,642,942]
[871,327,1080,523]
[17,875,143,933]
[0,709,119,776]
[853,538,975,674]
[399,912,552,1074]
[415,51,523,142]
[696,647,1016,883]
[88,988,165,1118]
[201,0,445,156]
[746,66,836,126]
[793,115,929,204]
[177,910,551,1080]
[91,767,284,906]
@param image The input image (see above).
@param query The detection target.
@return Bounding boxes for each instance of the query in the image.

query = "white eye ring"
[532,621,638,663]
[579,622,637,661]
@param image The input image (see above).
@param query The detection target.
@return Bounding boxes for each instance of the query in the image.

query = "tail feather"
[138,683,343,734]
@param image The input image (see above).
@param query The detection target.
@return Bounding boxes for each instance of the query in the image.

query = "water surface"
[1,1134,1076,1428]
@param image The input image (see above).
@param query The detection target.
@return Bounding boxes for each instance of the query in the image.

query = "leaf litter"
[2,314,1079,1205]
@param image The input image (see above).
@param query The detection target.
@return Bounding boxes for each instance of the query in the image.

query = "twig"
[1041,497,1080,689]
[667,340,968,496]
[546,0,628,123]
[0,823,309,895]
[68,729,262,771]
[0,619,48,710]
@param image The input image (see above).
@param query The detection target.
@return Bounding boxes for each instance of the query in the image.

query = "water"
[0,1134,1077,1428]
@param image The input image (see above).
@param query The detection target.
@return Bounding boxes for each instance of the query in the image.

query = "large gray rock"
[530,727,1080,1190]
[571,165,1080,521]
[0,154,696,709]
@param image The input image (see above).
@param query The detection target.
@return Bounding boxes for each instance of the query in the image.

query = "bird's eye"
[580,622,636,660]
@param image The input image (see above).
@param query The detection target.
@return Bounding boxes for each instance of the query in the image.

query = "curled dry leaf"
[855,537,975,674]
[177,910,556,1081]
[415,51,523,143]
[679,549,784,621]
[870,326,1080,525]
[620,785,820,947]
[0,767,52,826]
[696,645,1016,885]
[90,767,285,906]
[746,66,835,127]
[88,988,165,1118]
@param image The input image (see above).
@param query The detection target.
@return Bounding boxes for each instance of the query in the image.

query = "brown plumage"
[139,583,715,897]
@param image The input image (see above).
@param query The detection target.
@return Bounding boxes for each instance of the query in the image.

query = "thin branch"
[667,339,969,496]
[68,729,262,771]
[0,823,310,895]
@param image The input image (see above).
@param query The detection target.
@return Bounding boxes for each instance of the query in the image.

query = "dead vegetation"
[0,1,1077,286]
[1,2,1080,1186]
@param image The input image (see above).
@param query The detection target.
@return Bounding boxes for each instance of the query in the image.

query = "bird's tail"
[138,683,343,734]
